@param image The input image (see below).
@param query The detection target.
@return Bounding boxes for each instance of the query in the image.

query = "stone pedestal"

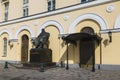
[30,48,52,63]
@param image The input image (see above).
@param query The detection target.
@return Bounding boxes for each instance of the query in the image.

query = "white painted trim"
[38,20,64,35]
[14,26,35,39]
[101,14,120,34]
[0,29,12,39]
[100,29,120,34]
[114,15,120,29]
[100,30,109,34]
[69,13,108,33]
[0,0,113,26]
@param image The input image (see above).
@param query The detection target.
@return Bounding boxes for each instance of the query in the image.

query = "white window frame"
[48,0,55,11]
[4,2,9,21]
[23,0,28,4]
[2,38,7,57]
[81,0,94,3]
[23,7,28,17]
[23,0,28,17]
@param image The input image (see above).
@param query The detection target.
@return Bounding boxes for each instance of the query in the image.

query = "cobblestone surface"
[0,64,120,80]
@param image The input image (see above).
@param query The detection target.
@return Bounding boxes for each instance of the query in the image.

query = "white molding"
[100,30,109,34]
[63,14,69,21]
[69,13,108,33]
[114,15,120,29]
[14,26,35,39]
[0,29,12,39]
[101,14,120,34]
[0,0,113,26]
[100,29,120,34]
[38,20,64,35]
[106,5,115,13]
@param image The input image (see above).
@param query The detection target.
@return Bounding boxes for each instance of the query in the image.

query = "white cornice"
[100,28,120,34]
[0,0,113,26]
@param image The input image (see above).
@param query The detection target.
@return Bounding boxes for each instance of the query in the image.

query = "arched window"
[81,27,94,35]
[3,38,7,57]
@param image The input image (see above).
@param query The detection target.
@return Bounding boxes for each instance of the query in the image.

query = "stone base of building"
[0,60,21,64]
[57,63,120,70]
[0,61,120,71]
[95,64,120,70]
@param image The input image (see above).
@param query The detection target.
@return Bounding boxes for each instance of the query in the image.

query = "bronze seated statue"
[32,29,50,48]
[30,29,52,63]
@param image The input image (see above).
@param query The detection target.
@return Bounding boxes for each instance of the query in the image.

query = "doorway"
[79,27,95,68]
[21,35,29,63]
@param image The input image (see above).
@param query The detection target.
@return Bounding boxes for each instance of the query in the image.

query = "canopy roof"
[62,32,102,44]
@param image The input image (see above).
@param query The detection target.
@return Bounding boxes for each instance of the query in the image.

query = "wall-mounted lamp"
[8,40,13,46]
[108,31,112,42]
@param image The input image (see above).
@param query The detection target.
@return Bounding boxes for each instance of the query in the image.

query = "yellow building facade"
[0,0,120,70]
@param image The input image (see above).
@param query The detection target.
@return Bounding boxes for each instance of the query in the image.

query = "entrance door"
[80,40,94,68]
[79,27,95,68]
[21,35,29,63]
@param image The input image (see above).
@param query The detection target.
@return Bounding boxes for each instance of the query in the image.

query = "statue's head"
[42,29,45,32]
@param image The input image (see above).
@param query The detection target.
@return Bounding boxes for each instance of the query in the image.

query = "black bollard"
[40,64,44,72]
[60,61,64,68]
[4,61,8,69]
[98,65,100,70]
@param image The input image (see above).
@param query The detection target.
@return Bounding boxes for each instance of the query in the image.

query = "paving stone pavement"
[0,64,120,80]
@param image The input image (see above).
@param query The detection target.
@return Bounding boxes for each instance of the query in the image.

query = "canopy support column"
[66,42,69,70]
[92,39,95,72]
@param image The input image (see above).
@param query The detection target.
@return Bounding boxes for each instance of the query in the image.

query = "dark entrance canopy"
[62,32,102,44]
[62,32,102,71]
